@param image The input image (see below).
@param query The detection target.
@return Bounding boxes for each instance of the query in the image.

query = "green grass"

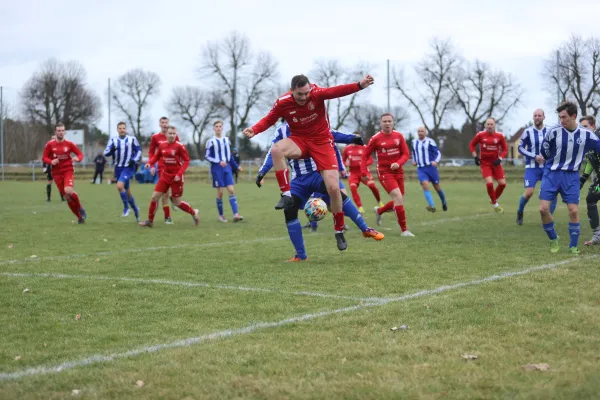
[1,179,599,399]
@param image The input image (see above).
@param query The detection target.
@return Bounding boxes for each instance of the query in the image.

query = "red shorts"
[289,135,338,171]
[378,171,404,195]
[154,177,184,198]
[53,171,75,196]
[349,171,374,187]
[480,164,505,180]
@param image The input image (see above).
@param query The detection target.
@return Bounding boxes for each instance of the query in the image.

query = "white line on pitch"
[0,272,382,303]
[2,254,595,381]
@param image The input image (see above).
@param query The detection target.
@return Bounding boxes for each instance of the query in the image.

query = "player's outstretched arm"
[331,130,356,145]
[250,102,282,136]
[316,75,374,101]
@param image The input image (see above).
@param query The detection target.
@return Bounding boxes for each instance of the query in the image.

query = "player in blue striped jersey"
[411,127,447,212]
[256,122,383,260]
[537,102,600,254]
[516,109,557,225]
[103,122,141,221]
[205,121,243,223]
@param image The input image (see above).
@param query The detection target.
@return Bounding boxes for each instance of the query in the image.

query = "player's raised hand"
[243,128,255,138]
[359,75,375,89]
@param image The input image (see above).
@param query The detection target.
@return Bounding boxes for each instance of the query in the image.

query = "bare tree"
[310,59,371,130]
[351,103,408,141]
[544,35,600,117]
[21,59,101,135]
[450,60,523,135]
[2,119,47,163]
[199,31,279,146]
[167,86,224,156]
[111,68,161,140]
[393,38,460,139]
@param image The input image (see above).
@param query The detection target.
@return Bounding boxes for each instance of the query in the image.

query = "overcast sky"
[1,0,599,148]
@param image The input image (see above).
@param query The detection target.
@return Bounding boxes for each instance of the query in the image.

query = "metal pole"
[555,50,560,107]
[108,78,111,137]
[1,86,4,181]
[32,161,35,182]
[387,60,390,112]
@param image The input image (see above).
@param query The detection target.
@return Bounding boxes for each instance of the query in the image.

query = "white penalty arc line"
[1,255,595,381]
[0,272,381,303]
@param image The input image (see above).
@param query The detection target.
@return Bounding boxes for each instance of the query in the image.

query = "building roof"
[507,127,526,143]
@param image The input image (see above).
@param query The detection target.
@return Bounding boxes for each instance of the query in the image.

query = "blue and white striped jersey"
[259,123,354,180]
[541,124,600,171]
[205,136,233,164]
[518,126,546,168]
[411,138,441,167]
[104,135,141,168]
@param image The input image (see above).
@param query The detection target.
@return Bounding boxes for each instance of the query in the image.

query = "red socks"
[367,182,381,202]
[350,185,362,208]
[378,201,394,215]
[275,169,291,192]
[394,205,407,232]
[163,205,171,219]
[149,201,159,222]
[495,183,506,200]
[178,201,195,215]
[486,182,497,204]
[333,212,345,232]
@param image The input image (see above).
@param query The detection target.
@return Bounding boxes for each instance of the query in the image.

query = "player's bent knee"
[284,206,299,222]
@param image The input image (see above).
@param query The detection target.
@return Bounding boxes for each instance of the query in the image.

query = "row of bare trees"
[8,32,600,162]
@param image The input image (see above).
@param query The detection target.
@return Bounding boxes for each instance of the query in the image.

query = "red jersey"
[148,141,190,181]
[149,132,180,168]
[252,83,363,139]
[42,139,84,175]
[469,131,508,164]
[343,144,373,173]
[362,131,410,175]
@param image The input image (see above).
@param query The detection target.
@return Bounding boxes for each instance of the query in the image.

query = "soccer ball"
[304,198,328,222]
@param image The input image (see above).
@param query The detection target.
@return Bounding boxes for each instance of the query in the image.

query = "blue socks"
[424,190,435,208]
[543,221,558,240]
[342,197,368,232]
[310,221,318,230]
[128,195,139,218]
[286,219,307,259]
[229,195,239,214]
[569,222,580,248]
[437,189,446,205]
[216,198,224,216]
[518,195,529,213]
[119,191,129,211]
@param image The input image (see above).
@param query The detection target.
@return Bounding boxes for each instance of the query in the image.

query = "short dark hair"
[380,113,394,120]
[580,115,596,126]
[159,116,169,122]
[55,122,65,129]
[117,122,126,127]
[213,120,223,127]
[291,74,310,90]
[556,101,578,117]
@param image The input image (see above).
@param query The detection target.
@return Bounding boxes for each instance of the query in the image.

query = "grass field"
[1,179,599,399]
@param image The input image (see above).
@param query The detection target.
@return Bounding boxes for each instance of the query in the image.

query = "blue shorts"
[417,165,440,184]
[114,166,135,190]
[523,168,544,188]
[539,169,580,204]
[291,173,344,208]
[211,164,234,188]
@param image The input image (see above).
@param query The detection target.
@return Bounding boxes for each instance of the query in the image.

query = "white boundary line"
[1,255,595,381]
[0,272,381,303]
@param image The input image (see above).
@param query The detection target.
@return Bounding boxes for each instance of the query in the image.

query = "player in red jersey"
[362,113,414,236]
[342,133,383,213]
[139,126,199,227]
[149,117,181,224]
[41,123,87,223]
[469,117,508,213]
[243,74,374,251]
